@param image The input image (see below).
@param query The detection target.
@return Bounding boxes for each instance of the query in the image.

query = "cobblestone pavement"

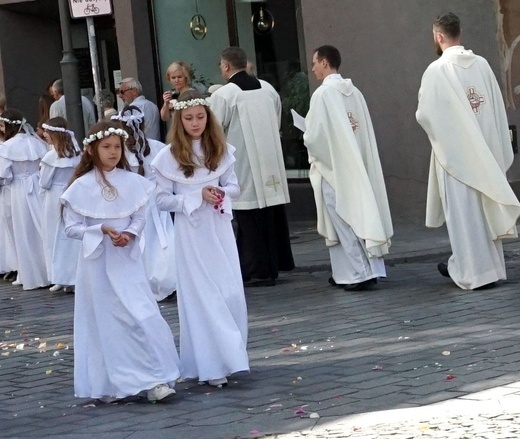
[2,242,520,438]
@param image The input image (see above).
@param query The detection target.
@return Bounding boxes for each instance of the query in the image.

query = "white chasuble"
[209,81,290,210]
[417,46,520,240]
[304,75,393,258]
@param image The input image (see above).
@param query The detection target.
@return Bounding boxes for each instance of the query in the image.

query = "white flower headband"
[0,116,25,125]
[0,116,42,141]
[42,123,81,152]
[83,127,129,147]
[173,98,210,111]
[42,123,75,138]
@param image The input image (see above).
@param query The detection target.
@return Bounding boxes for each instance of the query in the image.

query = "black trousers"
[235,205,295,280]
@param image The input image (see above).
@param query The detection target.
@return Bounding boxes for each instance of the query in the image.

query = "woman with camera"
[160,61,192,122]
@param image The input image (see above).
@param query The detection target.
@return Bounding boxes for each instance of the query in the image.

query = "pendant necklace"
[96,171,118,202]
[101,185,118,201]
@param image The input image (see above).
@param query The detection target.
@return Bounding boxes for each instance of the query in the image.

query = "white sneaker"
[147,384,176,402]
[12,279,21,286]
[208,377,228,387]
[49,284,63,292]
[63,285,75,293]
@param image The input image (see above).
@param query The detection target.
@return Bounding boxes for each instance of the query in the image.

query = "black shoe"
[344,278,378,291]
[437,263,450,278]
[159,291,177,302]
[474,282,497,290]
[4,271,17,282]
[328,277,338,286]
[243,278,276,287]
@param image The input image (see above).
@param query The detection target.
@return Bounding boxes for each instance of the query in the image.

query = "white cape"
[304,76,393,257]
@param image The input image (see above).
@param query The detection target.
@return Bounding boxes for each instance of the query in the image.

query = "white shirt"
[49,95,96,134]
[131,96,161,141]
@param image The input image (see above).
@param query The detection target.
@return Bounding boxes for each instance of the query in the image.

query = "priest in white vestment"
[304,45,393,291]
[209,47,294,287]
[416,12,520,290]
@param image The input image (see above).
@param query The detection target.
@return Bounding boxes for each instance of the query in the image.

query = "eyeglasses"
[119,87,134,95]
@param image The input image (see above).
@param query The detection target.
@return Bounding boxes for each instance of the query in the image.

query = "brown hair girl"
[167,90,226,178]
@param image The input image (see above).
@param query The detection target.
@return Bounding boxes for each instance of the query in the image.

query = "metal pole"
[86,17,103,121]
[57,0,85,142]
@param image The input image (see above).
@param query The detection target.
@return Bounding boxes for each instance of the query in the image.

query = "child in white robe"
[40,117,81,293]
[113,105,177,301]
[0,109,48,289]
[0,137,17,279]
[151,91,249,387]
[60,121,181,402]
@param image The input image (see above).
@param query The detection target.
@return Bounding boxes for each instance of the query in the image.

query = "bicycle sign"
[84,4,99,15]
[68,0,112,19]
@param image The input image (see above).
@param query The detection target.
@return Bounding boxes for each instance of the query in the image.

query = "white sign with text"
[68,0,112,19]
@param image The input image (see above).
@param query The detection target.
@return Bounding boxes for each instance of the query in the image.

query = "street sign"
[68,0,112,19]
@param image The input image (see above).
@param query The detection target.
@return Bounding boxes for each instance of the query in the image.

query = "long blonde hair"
[167,90,227,178]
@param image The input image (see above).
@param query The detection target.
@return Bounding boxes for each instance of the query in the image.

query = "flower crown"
[0,116,25,125]
[83,127,129,147]
[173,98,210,111]
[42,123,74,136]
[42,123,81,152]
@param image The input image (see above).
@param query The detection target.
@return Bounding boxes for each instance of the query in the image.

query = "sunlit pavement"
[2,223,520,438]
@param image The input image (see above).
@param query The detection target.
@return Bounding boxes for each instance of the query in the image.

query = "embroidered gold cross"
[265,175,281,192]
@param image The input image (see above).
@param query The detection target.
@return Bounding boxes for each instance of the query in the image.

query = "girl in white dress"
[113,105,177,301]
[40,117,81,293]
[151,91,249,387]
[60,121,180,402]
[0,125,17,279]
[0,109,48,290]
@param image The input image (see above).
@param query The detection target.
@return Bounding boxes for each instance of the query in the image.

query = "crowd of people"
[0,12,517,403]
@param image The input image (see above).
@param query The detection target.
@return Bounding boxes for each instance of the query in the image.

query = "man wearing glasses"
[118,78,161,141]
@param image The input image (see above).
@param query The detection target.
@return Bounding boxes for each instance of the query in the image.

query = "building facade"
[0,0,518,221]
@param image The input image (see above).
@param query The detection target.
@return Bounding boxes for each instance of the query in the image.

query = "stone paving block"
[348,384,408,400]
[10,384,64,397]
[188,410,251,426]
[73,420,143,434]
[0,422,44,437]
[120,416,188,431]
[408,390,468,405]
[348,375,409,390]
